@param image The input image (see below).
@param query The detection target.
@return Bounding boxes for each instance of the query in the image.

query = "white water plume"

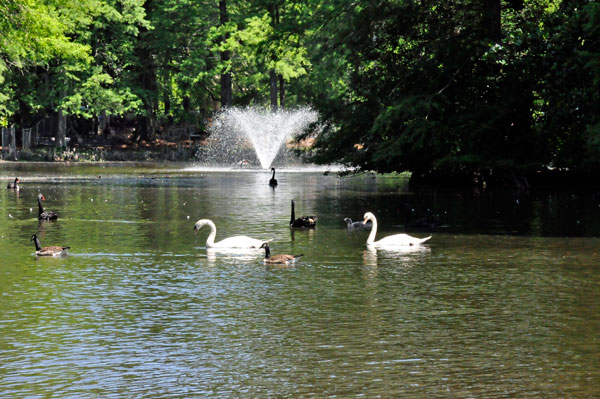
[197,106,318,169]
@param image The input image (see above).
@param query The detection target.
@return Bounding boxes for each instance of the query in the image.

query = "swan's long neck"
[271,169,276,179]
[38,197,44,216]
[290,201,295,224]
[205,220,217,247]
[366,215,378,244]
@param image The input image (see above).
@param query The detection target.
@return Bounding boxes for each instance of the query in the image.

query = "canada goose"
[31,234,69,256]
[259,242,303,265]
[37,193,58,220]
[269,168,278,187]
[193,219,271,248]
[363,212,431,247]
[7,177,20,190]
[289,200,317,228]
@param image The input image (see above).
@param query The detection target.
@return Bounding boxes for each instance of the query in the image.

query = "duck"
[6,177,20,190]
[259,242,303,265]
[37,193,58,220]
[289,200,317,228]
[363,212,431,247]
[193,219,271,248]
[269,167,278,187]
[344,217,372,230]
[31,234,70,256]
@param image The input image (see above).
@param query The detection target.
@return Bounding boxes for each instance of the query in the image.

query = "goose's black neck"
[263,244,271,259]
[37,196,44,215]
[31,235,42,251]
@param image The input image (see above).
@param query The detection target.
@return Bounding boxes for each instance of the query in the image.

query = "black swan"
[31,234,69,256]
[6,177,19,189]
[289,200,317,228]
[408,210,447,231]
[344,217,372,230]
[269,168,278,187]
[37,193,58,220]
[259,242,303,265]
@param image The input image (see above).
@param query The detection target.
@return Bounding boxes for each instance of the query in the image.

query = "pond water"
[1,163,599,398]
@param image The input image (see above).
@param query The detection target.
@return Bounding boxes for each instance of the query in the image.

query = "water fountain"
[195,106,319,170]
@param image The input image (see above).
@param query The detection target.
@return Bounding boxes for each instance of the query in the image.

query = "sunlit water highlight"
[1,164,600,398]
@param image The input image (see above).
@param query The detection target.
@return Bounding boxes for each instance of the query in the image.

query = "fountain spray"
[198,106,318,169]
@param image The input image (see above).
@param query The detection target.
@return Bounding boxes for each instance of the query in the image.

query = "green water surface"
[1,163,599,398]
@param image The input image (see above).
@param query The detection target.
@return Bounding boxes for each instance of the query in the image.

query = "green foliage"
[532,0,600,170]
[1,0,599,182]
[60,67,142,117]
[0,0,91,118]
[304,0,600,181]
[0,0,149,124]
[0,0,90,66]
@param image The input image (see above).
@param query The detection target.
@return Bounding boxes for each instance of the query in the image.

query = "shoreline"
[0,160,345,177]
[3,159,599,190]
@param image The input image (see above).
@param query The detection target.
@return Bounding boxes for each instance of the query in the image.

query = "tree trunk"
[139,114,159,142]
[219,0,232,108]
[270,70,278,111]
[221,68,232,108]
[279,74,285,109]
[99,111,107,135]
[134,0,159,142]
[6,127,17,161]
[483,0,501,41]
[164,94,173,124]
[57,109,67,148]
[506,0,523,10]
[183,95,191,113]
[92,116,99,138]
[269,4,280,112]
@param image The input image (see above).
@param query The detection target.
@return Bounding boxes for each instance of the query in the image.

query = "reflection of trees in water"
[134,183,204,251]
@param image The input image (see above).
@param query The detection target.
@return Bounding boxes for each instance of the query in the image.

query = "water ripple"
[1,173,600,397]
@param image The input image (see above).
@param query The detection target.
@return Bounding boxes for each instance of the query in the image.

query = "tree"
[219,0,233,107]
[303,0,573,185]
[1,0,149,144]
[215,0,311,109]
[536,1,600,171]
[0,0,90,124]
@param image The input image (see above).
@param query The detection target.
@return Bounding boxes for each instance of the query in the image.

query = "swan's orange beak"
[41,195,45,200]
[363,218,369,224]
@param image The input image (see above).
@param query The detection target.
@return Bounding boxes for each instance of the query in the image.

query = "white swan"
[363,212,431,247]
[193,219,271,248]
